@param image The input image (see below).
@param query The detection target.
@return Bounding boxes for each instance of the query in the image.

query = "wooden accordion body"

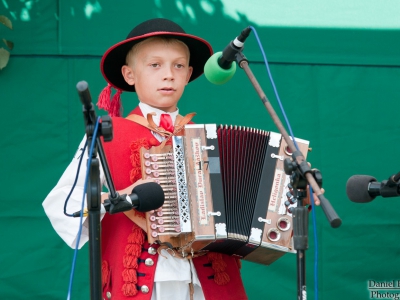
[140,124,310,265]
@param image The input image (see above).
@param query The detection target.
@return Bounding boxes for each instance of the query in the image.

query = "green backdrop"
[1,1,400,299]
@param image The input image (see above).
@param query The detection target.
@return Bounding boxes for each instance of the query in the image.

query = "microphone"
[73,182,164,217]
[204,26,251,85]
[76,80,93,110]
[346,175,400,203]
[104,182,165,214]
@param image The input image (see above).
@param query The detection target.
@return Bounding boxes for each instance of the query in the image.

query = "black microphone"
[76,80,93,110]
[346,175,400,203]
[204,26,251,85]
[73,182,164,217]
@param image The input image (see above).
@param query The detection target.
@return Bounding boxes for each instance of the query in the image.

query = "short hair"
[125,37,190,67]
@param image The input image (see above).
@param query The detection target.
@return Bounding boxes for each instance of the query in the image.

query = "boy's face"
[122,38,193,112]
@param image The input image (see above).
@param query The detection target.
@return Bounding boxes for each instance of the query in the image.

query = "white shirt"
[42,103,204,300]
[138,102,179,142]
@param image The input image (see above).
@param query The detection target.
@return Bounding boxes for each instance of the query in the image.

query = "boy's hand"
[302,186,324,206]
[310,187,324,206]
[304,162,323,206]
[119,178,156,197]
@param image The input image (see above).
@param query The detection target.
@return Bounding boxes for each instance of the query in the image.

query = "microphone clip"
[103,193,134,215]
[284,151,323,191]
[218,27,251,70]
[369,179,400,198]
[219,43,246,70]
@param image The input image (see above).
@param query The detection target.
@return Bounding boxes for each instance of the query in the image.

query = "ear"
[121,65,135,86]
[185,66,193,84]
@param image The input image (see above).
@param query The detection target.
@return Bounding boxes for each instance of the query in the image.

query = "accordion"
[140,124,310,265]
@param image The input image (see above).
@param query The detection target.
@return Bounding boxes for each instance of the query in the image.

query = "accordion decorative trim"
[205,124,218,139]
[268,131,281,147]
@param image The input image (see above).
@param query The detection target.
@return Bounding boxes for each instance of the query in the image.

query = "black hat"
[101,18,213,92]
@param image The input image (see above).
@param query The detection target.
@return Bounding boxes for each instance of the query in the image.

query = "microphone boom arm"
[96,135,135,214]
[235,53,342,228]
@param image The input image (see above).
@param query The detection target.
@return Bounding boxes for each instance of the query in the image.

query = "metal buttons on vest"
[145,258,154,266]
[141,285,150,294]
[148,247,157,255]
[106,291,111,299]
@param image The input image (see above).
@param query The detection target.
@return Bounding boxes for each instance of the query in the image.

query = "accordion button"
[151,231,158,238]
[145,258,154,266]
[148,247,157,255]
[141,285,150,294]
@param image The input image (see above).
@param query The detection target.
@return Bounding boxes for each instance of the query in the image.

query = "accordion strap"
[157,243,207,260]
[125,112,196,146]
[174,112,196,134]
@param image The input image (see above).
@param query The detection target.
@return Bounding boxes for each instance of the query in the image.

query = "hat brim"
[101,31,213,92]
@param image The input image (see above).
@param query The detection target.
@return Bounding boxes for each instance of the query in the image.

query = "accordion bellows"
[141,124,310,265]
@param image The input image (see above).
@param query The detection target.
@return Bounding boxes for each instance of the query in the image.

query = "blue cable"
[309,185,319,300]
[249,26,319,299]
[67,116,101,300]
[249,26,299,150]
[64,140,88,217]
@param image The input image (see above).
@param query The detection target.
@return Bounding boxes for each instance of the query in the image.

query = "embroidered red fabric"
[122,226,145,296]
[207,252,230,285]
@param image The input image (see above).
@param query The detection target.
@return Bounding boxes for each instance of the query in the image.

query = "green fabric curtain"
[1,1,400,299]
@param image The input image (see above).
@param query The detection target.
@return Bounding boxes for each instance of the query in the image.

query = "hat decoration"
[97,84,122,117]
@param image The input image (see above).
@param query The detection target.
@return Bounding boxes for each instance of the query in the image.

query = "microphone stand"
[230,51,341,299]
[293,189,309,300]
[76,81,137,300]
[287,169,323,300]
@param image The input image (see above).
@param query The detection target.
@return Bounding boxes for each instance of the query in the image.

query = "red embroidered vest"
[100,107,248,300]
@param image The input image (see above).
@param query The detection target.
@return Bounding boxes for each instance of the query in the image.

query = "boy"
[43,18,247,300]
